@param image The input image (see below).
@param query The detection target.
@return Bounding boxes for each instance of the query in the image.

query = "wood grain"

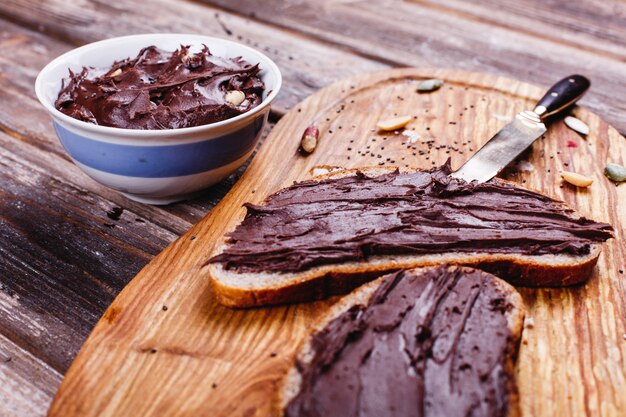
[413,0,626,59]
[48,69,626,417]
[203,0,626,136]
[0,333,61,417]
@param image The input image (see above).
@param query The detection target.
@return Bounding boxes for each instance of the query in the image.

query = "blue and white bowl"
[35,34,281,204]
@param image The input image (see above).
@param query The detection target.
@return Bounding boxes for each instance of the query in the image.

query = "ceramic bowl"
[35,33,281,204]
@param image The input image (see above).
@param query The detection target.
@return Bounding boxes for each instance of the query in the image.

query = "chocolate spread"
[210,162,612,273]
[55,45,264,129]
[285,266,520,417]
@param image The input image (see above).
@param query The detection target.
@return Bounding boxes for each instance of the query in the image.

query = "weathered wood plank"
[0,333,61,417]
[0,21,190,417]
[203,0,626,135]
[414,0,626,59]
[0,0,388,114]
[0,132,171,371]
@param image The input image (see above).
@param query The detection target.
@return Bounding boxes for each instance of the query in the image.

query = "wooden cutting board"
[47,69,626,417]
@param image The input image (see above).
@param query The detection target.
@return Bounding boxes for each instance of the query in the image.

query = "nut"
[109,68,122,77]
[376,116,412,131]
[604,163,626,182]
[561,171,593,187]
[417,78,443,92]
[564,116,589,136]
[300,125,319,154]
[225,90,246,106]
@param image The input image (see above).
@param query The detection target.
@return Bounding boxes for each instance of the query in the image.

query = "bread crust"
[208,166,603,308]
[276,266,526,417]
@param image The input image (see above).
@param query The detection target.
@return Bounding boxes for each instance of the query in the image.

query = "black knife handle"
[533,74,590,119]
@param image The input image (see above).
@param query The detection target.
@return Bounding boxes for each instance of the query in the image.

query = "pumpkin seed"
[564,116,589,136]
[604,163,626,182]
[417,79,443,92]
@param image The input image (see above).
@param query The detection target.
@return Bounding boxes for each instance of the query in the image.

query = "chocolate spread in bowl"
[209,162,612,273]
[55,45,265,129]
[285,266,521,417]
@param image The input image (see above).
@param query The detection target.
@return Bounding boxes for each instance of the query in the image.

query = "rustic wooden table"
[0,1,625,416]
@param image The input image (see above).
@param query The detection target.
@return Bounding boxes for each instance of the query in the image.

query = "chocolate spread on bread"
[210,163,612,273]
[55,45,264,129]
[285,266,521,417]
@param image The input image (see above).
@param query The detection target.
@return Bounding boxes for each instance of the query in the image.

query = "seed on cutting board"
[300,125,319,154]
[564,116,590,136]
[225,90,246,106]
[561,171,593,187]
[376,116,412,131]
[604,163,626,182]
[417,79,443,92]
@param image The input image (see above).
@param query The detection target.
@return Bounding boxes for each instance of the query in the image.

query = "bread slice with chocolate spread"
[278,266,526,417]
[208,164,613,307]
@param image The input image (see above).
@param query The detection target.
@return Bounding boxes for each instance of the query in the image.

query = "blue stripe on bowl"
[53,115,265,178]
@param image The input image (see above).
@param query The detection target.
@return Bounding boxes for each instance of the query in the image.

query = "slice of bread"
[277,266,526,417]
[208,166,611,307]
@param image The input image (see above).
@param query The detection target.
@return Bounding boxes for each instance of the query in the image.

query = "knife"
[450,75,590,183]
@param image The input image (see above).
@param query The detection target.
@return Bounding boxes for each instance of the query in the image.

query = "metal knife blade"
[450,111,545,183]
[450,75,590,183]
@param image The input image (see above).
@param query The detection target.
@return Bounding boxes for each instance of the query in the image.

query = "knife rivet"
[551,92,558,97]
